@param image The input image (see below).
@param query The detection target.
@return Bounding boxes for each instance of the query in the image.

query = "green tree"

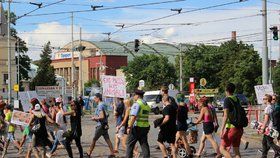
[178,44,221,90]
[122,54,177,91]
[218,40,262,96]
[30,42,56,89]
[84,79,100,88]
[273,63,280,95]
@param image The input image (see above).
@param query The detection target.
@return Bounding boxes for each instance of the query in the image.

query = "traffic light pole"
[179,44,183,92]
[71,12,75,99]
[262,0,269,85]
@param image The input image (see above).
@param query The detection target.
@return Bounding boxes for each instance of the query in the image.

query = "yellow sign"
[14,84,19,92]
[200,78,207,87]
[194,89,218,94]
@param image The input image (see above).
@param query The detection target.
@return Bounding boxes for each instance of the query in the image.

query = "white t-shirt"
[264,104,274,128]
[56,111,67,131]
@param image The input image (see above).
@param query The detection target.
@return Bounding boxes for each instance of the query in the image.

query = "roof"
[56,40,184,64]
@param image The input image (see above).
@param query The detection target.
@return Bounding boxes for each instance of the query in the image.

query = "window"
[3,74,8,85]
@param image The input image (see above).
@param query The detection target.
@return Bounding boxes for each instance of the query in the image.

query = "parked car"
[143,90,178,115]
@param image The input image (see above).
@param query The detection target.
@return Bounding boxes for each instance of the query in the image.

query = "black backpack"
[272,105,280,132]
[228,97,248,128]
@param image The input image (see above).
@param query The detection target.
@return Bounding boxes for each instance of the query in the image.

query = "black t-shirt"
[161,104,177,130]
[116,102,125,117]
[223,97,238,113]
[177,106,188,125]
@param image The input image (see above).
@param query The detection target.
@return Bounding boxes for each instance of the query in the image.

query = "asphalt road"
[2,112,276,158]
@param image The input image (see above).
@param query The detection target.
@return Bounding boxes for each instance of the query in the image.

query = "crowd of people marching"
[0,82,279,158]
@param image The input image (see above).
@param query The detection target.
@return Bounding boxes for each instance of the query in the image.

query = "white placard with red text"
[101,75,126,99]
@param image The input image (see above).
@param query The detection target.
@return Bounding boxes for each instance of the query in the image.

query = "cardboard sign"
[11,110,31,126]
[254,84,274,104]
[101,75,126,99]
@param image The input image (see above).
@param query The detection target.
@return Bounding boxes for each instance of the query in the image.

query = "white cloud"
[18,22,100,60]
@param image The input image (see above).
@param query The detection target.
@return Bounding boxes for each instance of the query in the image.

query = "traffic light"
[270,26,278,41]
[134,39,140,52]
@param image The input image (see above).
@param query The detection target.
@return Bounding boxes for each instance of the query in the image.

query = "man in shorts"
[85,93,115,157]
[220,83,243,158]
[113,98,126,153]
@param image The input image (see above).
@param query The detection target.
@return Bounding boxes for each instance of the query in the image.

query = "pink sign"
[101,75,126,98]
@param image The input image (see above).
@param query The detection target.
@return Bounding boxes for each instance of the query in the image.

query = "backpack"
[272,105,280,132]
[228,97,248,128]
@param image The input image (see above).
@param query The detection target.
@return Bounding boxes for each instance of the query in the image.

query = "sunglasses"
[272,98,276,100]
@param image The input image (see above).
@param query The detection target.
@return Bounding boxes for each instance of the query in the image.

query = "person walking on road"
[260,94,280,158]
[85,93,115,158]
[220,83,244,158]
[194,97,221,158]
[126,89,151,158]
[157,95,177,158]
[63,100,84,158]
[113,98,126,153]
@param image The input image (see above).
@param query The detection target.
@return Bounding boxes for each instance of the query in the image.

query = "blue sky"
[1,0,280,59]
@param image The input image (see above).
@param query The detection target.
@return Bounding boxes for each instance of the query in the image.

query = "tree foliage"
[30,42,56,89]
[273,63,280,95]
[179,40,262,97]
[123,54,177,91]
[84,79,100,88]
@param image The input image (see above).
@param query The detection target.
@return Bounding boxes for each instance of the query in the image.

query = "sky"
[2,0,280,60]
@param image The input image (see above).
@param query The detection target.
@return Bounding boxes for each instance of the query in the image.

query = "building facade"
[0,4,17,99]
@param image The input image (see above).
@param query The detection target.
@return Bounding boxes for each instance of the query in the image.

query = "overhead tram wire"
[22,0,187,17]
[16,0,66,20]
[16,16,71,26]
[110,0,249,35]
[267,1,280,6]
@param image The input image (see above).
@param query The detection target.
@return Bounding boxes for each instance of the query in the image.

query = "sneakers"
[46,153,52,158]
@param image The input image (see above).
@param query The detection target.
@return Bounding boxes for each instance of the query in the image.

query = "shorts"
[117,126,125,138]
[157,128,176,144]
[203,122,214,135]
[93,125,110,141]
[177,122,188,131]
[221,128,243,148]
[7,132,15,142]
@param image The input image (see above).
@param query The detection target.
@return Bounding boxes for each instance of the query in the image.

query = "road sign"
[200,78,207,87]
[139,80,145,88]
[13,84,19,92]
[194,89,218,94]
[168,84,175,90]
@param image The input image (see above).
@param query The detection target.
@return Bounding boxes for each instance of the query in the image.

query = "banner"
[254,84,274,104]
[101,75,126,98]
[19,91,39,112]
[11,110,31,126]
[35,86,72,99]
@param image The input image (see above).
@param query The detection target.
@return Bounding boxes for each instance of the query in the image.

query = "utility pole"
[79,27,83,96]
[17,38,20,100]
[71,12,75,99]
[179,44,183,92]
[7,0,11,101]
[262,0,269,85]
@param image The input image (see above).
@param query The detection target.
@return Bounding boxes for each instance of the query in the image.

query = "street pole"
[179,44,183,92]
[269,32,272,84]
[262,0,269,85]
[71,12,75,99]
[17,38,19,100]
[7,0,11,101]
[79,27,83,96]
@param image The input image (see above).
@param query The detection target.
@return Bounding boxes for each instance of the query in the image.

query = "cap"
[34,104,41,111]
[94,93,102,99]
[56,97,62,103]
[4,104,12,110]
[134,89,145,95]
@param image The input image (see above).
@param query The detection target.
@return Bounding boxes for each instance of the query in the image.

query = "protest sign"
[254,84,274,104]
[11,110,31,126]
[19,91,39,112]
[101,75,126,98]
